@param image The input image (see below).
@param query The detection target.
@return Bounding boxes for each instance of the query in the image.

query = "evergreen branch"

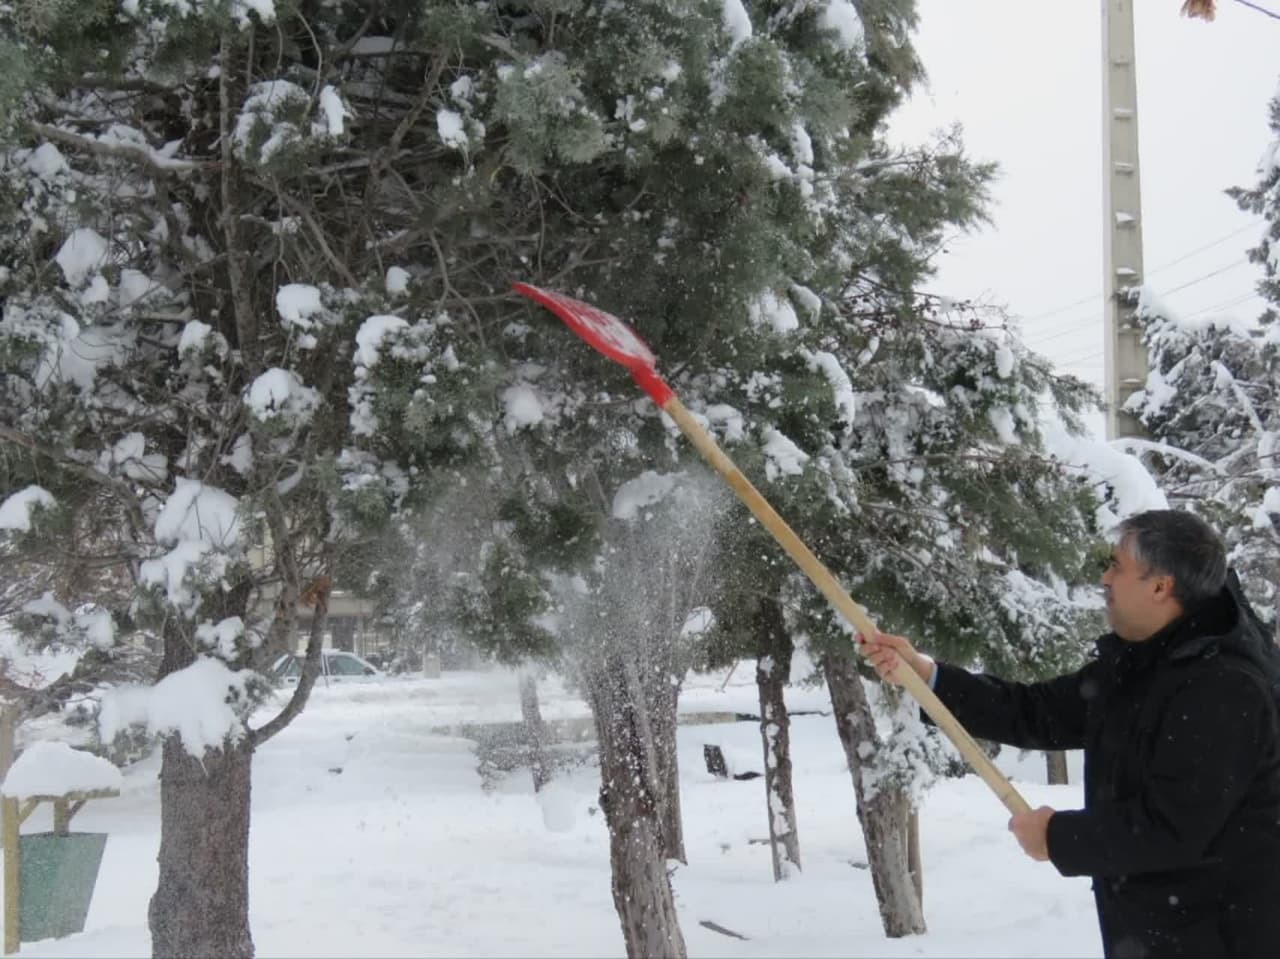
[310,154,384,177]
[23,121,212,174]
[0,424,149,536]
[1112,437,1223,474]
[1212,444,1256,472]
[839,450,1067,473]
[77,75,183,95]
[1211,360,1265,433]
[479,33,520,58]
[1209,359,1279,482]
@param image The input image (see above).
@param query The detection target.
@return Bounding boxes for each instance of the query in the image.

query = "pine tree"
[429,0,1106,942]
[1,1,1112,954]
[1231,82,1280,328]
[0,2,497,954]
[1131,82,1280,627]
[1122,84,1280,629]
[1124,293,1279,624]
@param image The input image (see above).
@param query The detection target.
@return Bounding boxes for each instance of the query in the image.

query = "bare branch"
[250,545,333,747]
[271,190,360,288]
[23,121,212,174]
[330,2,386,65]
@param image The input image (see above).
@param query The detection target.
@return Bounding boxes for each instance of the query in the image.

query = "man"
[861,510,1280,958]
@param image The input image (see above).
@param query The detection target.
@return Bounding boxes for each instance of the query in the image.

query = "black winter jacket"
[931,583,1280,958]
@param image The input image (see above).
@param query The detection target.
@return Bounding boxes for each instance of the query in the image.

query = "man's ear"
[1152,574,1178,603]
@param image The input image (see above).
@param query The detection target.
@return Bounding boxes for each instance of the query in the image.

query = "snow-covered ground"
[6,664,1101,958]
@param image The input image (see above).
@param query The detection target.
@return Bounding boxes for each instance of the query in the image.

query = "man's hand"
[857,631,936,688]
[1008,806,1055,862]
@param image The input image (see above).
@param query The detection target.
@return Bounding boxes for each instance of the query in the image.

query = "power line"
[1036,292,1264,373]
[1022,291,1100,324]
[1157,258,1249,295]
[1019,220,1262,327]
[1183,291,1259,319]
[1023,257,1255,350]
[1054,344,1104,365]
[1145,221,1262,277]
[1035,285,1262,356]
[1234,0,1280,22]
[1023,315,1104,350]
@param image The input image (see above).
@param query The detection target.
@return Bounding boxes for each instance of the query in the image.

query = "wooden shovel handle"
[662,396,1033,816]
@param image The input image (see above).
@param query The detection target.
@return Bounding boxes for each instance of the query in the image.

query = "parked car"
[268,650,384,685]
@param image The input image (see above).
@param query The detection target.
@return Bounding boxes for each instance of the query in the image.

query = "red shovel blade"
[513,282,674,405]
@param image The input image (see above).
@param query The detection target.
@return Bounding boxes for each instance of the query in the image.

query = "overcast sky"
[888,0,1278,395]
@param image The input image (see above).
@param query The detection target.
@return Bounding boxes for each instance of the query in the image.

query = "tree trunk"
[649,679,686,863]
[149,579,266,958]
[1045,750,1069,785]
[639,564,687,865]
[823,652,926,937]
[150,735,254,958]
[331,615,355,652]
[585,654,687,959]
[907,806,923,908]
[519,672,552,791]
[754,598,801,880]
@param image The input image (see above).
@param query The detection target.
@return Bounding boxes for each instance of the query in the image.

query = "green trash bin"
[17,832,107,942]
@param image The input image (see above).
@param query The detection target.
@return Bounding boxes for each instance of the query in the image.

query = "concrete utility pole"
[1101,0,1149,440]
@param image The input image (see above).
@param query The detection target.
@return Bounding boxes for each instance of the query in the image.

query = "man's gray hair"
[1115,509,1227,608]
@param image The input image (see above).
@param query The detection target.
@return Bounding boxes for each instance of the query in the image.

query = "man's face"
[1100,538,1176,641]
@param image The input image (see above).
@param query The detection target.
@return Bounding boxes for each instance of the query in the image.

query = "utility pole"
[1102,0,1149,440]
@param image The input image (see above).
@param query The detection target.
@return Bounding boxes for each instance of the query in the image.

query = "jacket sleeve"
[1047,666,1272,878]
[926,660,1091,751]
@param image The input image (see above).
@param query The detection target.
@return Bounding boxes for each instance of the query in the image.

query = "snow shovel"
[513,281,1033,817]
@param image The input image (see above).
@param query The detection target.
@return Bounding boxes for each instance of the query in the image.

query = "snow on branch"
[0,486,55,533]
[98,658,256,758]
[23,121,212,174]
[0,425,149,534]
[1211,360,1266,434]
[1,741,122,798]
[1111,437,1224,475]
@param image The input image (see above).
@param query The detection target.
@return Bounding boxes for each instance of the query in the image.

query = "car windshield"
[326,653,370,676]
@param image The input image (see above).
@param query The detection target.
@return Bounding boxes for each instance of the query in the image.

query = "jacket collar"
[1095,586,1242,679]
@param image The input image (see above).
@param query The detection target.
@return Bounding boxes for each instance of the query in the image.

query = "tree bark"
[149,579,261,959]
[585,653,687,959]
[907,806,923,908]
[1045,750,1069,785]
[754,597,800,880]
[636,555,688,865]
[151,735,254,958]
[823,652,926,937]
[519,671,552,792]
[330,615,356,652]
[648,678,686,864]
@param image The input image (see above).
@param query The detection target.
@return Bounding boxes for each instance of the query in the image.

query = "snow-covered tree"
[749,291,1107,933]
[1,1,1112,955]
[1124,294,1279,624]
[1123,84,1280,629]
[0,2,491,954]
[444,0,1106,944]
[689,291,1107,917]
[1230,86,1280,326]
